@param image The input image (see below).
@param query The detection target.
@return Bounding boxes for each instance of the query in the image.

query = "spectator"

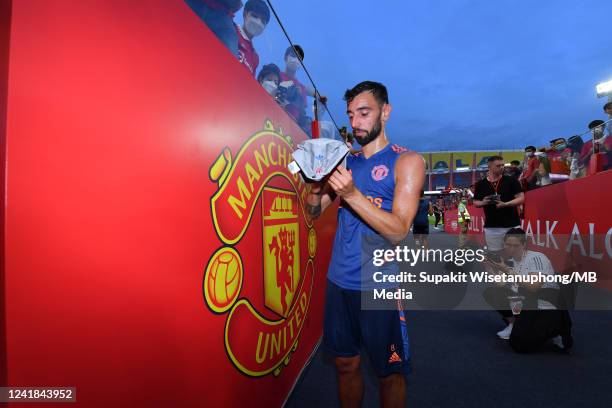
[257,63,281,97]
[547,138,570,180]
[518,146,538,190]
[567,135,585,180]
[604,102,612,136]
[413,193,430,248]
[235,0,270,75]
[457,198,470,233]
[473,156,524,253]
[279,45,327,134]
[505,160,522,179]
[279,45,310,124]
[534,152,552,187]
[579,120,612,171]
[432,201,442,229]
[185,0,243,56]
[482,228,573,352]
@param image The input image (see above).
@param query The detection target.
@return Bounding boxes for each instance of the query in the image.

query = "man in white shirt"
[482,228,573,353]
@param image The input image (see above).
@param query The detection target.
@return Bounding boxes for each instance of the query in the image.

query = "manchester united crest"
[203,120,317,377]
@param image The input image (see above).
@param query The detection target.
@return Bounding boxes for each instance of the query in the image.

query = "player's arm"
[305,181,336,220]
[327,152,425,244]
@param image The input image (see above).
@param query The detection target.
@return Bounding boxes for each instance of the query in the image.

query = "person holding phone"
[473,156,524,253]
[482,229,573,352]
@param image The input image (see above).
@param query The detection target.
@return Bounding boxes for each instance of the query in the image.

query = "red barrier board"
[3,1,335,406]
[521,171,612,288]
[444,172,612,289]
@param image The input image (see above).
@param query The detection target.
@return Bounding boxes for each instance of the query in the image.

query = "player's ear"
[382,103,392,122]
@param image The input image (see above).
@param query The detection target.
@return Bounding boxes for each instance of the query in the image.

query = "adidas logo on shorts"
[388,351,402,363]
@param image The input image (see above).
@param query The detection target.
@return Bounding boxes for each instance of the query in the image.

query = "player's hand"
[496,201,507,209]
[328,166,356,199]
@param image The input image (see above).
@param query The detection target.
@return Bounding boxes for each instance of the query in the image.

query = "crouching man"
[482,228,573,353]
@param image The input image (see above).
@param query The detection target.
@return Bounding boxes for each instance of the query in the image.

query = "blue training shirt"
[327,143,409,290]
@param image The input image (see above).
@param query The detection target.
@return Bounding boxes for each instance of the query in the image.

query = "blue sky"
[247,0,612,151]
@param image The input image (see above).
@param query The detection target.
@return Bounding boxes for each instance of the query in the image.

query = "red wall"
[444,172,612,289]
[520,171,611,288]
[0,0,13,390]
[3,1,335,406]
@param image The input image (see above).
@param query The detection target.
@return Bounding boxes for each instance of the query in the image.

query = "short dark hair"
[604,101,612,112]
[504,227,527,244]
[488,155,504,163]
[510,160,520,166]
[549,137,566,145]
[284,45,304,60]
[524,145,536,152]
[588,119,605,130]
[257,63,280,83]
[244,0,270,25]
[567,135,584,153]
[343,81,389,106]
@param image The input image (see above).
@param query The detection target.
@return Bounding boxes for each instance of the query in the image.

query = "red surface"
[444,172,612,288]
[4,1,335,406]
[1,0,12,390]
[520,170,611,288]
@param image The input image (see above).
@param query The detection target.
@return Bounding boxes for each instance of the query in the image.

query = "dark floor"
[286,310,612,408]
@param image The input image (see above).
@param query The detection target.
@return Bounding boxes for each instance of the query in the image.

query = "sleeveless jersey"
[327,143,409,290]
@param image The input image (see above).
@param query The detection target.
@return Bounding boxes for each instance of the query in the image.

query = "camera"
[485,194,501,203]
[484,250,501,264]
[276,80,300,106]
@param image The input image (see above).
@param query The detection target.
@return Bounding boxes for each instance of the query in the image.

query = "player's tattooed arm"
[306,181,336,220]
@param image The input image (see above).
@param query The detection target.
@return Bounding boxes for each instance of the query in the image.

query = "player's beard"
[353,114,382,146]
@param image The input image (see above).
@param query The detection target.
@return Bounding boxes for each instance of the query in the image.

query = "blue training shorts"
[323,280,412,377]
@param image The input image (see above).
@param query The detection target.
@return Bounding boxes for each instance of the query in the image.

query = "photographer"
[473,156,524,254]
[258,63,309,128]
[482,228,573,353]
